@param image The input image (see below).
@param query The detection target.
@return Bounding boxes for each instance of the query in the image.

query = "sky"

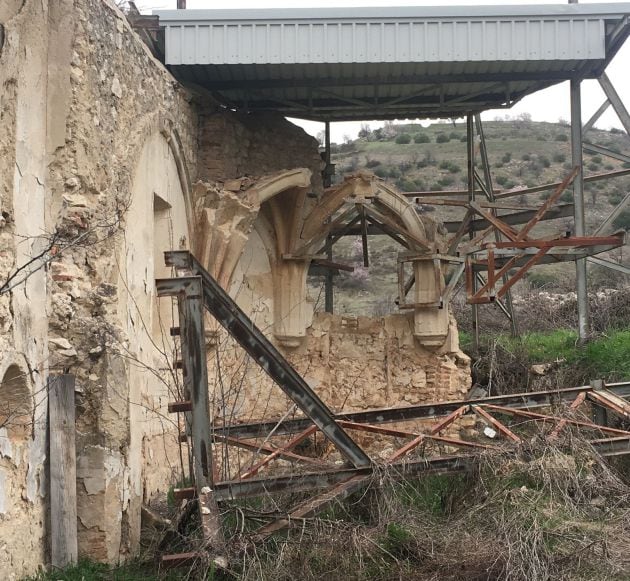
[142,0,630,142]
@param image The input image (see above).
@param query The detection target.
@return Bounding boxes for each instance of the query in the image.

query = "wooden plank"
[49,374,78,569]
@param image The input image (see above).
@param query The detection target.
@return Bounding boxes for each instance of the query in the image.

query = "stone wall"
[0,0,471,576]
[0,0,201,574]
[0,0,66,575]
[198,110,324,193]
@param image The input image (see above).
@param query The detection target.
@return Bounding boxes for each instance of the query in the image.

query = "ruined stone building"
[0,1,474,575]
[5,0,629,575]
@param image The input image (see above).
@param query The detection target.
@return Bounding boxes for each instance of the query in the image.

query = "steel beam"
[599,73,630,135]
[324,120,334,314]
[467,114,479,351]
[582,99,610,134]
[592,191,630,236]
[587,256,630,276]
[210,381,630,439]
[583,142,630,165]
[155,275,224,551]
[164,251,371,469]
[213,455,470,501]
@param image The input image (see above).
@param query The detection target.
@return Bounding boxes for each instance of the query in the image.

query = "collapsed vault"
[194,169,456,349]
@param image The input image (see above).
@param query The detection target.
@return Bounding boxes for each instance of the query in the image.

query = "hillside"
[308,119,630,318]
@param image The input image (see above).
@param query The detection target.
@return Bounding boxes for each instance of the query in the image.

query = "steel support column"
[570,78,590,342]
[324,121,334,313]
[467,114,479,351]
[475,114,519,337]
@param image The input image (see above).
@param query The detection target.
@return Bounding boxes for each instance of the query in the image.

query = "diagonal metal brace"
[163,251,371,469]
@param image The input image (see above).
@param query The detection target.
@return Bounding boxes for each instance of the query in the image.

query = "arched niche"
[119,125,191,348]
[115,122,192,552]
[0,363,31,442]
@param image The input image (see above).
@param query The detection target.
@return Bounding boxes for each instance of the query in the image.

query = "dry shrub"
[453,286,630,336]
[195,433,630,581]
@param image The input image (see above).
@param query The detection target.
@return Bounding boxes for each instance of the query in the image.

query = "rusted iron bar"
[429,435,493,449]
[387,435,426,462]
[210,382,630,439]
[489,234,624,250]
[587,390,630,419]
[251,475,368,539]
[429,405,470,435]
[168,400,192,413]
[164,251,371,469]
[469,247,549,304]
[214,434,325,467]
[472,405,521,442]
[469,201,521,242]
[444,204,575,234]
[548,392,586,440]
[517,167,580,240]
[212,455,471,501]
[481,404,630,437]
[238,426,318,479]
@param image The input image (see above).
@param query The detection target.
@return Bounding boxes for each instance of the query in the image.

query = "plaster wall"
[0,0,69,575]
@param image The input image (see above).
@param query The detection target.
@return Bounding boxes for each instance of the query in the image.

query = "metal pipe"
[571,78,590,342]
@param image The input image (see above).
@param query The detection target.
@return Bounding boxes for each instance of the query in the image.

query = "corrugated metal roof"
[154,4,630,121]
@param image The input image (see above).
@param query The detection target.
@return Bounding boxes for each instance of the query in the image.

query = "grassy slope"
[316,120,630,317]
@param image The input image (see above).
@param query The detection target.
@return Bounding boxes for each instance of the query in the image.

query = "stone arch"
[0,362,31,440]
[111,117,193,556]
[196,168,311,290]
[296,173,450,348]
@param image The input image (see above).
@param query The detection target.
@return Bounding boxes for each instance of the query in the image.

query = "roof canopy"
[154,4,630,121]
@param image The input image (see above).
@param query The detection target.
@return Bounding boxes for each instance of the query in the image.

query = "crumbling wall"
[0,0,200,574]
[0,0,67,575]
[46,0,199,563]
[198,110,324,193]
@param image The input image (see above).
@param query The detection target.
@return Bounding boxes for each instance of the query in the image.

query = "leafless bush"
[156,433,630,580]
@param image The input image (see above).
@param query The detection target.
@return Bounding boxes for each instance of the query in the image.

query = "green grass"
[22,559,179,581]
[472,329,630,380]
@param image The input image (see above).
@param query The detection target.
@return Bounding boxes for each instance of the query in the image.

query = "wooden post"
[49,374,77,568]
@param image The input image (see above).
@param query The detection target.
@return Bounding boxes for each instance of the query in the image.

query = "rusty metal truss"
[156,251,630,566]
